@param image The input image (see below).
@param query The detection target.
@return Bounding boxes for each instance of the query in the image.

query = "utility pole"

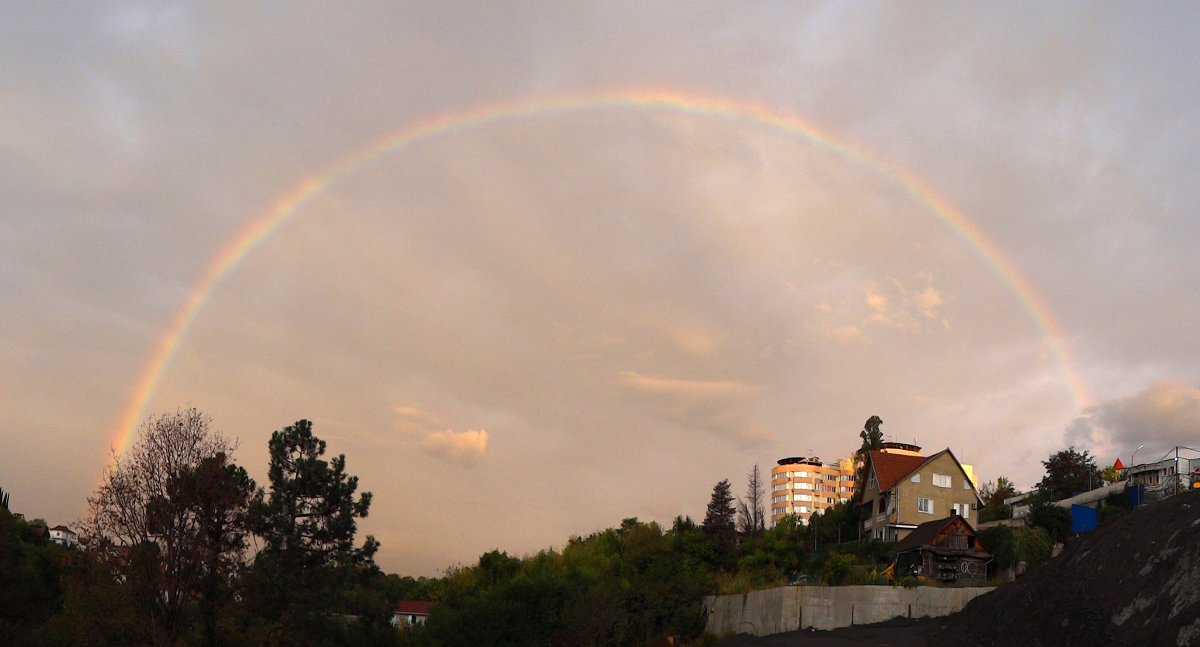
[1176,446,1181,495]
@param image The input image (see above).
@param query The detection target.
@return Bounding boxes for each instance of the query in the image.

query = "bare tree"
[736,464,766,539]
[82,408,237,645]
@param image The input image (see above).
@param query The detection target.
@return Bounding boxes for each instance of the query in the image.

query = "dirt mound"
[928,488,1200,647]
[714,616,929,646]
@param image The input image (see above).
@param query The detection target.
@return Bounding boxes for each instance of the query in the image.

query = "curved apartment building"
[769,455,856,524]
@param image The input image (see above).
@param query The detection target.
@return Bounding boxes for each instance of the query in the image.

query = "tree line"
[2,409,389,646]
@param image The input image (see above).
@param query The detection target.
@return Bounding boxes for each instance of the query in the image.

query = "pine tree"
[247,419,377,639]
[702,479,737,548]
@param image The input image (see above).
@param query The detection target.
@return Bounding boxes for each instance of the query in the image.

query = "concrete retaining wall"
[703,585,995,636]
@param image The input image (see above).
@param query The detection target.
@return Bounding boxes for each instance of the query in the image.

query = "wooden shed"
[889,514,990,586]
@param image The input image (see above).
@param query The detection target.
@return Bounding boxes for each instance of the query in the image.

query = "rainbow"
[108,88,1091,457]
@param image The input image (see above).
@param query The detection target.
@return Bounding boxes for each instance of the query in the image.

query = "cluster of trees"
[978,446,1128,545]
[1,409,389,646]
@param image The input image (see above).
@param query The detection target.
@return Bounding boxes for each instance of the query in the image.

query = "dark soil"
[717,489,1200,647]
[714,616,930,646]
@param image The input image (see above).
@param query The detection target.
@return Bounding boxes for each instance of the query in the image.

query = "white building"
[49,525,78,548]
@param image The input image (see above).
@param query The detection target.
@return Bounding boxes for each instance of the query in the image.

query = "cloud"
[615,371,761,400]
[915,286,944,321]
[391,405,448,437]
[865,292,889,314]
[394,405,488,466]
[615,371,771,444]
[1066,380,1200,460]
[418,429,489,467]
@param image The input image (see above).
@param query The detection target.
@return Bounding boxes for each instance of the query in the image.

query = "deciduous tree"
[978,476,1017,522]
[1037,447,1101,501]
[156,453,255,647]
[736,465,766,540]
[82,408,235,644]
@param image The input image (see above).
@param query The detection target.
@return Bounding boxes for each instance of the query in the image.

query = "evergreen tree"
[701,479,737,553]
[247,419,378,641]
[853,415,884,501]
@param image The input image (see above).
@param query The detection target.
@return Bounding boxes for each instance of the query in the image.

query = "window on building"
[911,473,920,483]
[797,482,812,490]
[796,494,812,502]
[918,497,933,514]
[963,479,971,489]
[952,502,970,519]
[933,473,951,488]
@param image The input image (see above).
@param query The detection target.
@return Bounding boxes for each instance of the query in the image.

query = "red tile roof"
[869,451,931,491]
[395,600,432,615]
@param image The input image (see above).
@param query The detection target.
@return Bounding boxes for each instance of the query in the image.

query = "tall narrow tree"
[736,465,766,539]
[156,453,255,647]
[702,479,737,553]
[853,415,884,501]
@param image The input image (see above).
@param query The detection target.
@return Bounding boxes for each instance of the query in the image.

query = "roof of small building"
[891,514,988,557]
[395,600,432,615]
[50,525,73,533]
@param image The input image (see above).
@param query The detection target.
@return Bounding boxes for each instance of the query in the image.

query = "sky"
[2,2,1199,576]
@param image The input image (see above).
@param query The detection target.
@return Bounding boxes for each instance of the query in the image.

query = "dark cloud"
[1067,380,1200,462]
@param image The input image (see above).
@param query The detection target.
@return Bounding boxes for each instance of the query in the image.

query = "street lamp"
[1131,444,1145,506]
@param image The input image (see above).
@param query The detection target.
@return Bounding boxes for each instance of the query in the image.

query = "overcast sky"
[3,2,1198,576]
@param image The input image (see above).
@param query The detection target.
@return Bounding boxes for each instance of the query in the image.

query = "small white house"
[49,525,78,548]
[391,600,431,628]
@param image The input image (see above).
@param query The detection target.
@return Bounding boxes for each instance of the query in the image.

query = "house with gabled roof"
[49,524,78,548]
[861,447,982,542]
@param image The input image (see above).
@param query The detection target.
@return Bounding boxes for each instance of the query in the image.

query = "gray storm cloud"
[1067,380,1200,462]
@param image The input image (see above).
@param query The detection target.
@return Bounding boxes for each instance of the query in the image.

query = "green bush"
[894,576,921,588]
[978,525,1052,571]
[820,553,856,586]
[1028,500,1073,544]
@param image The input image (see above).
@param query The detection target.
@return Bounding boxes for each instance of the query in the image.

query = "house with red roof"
[48,524,78,548]
[861,448,982,542]
[391,600,432,628]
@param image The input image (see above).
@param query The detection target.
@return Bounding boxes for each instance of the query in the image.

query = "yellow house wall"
[894,452,980,533]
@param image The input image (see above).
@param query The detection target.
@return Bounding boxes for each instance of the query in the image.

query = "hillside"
[931,488,1200,647]
[717,489,1200,646]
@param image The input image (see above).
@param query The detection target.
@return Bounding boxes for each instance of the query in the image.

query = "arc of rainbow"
[109,88,1091,458]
